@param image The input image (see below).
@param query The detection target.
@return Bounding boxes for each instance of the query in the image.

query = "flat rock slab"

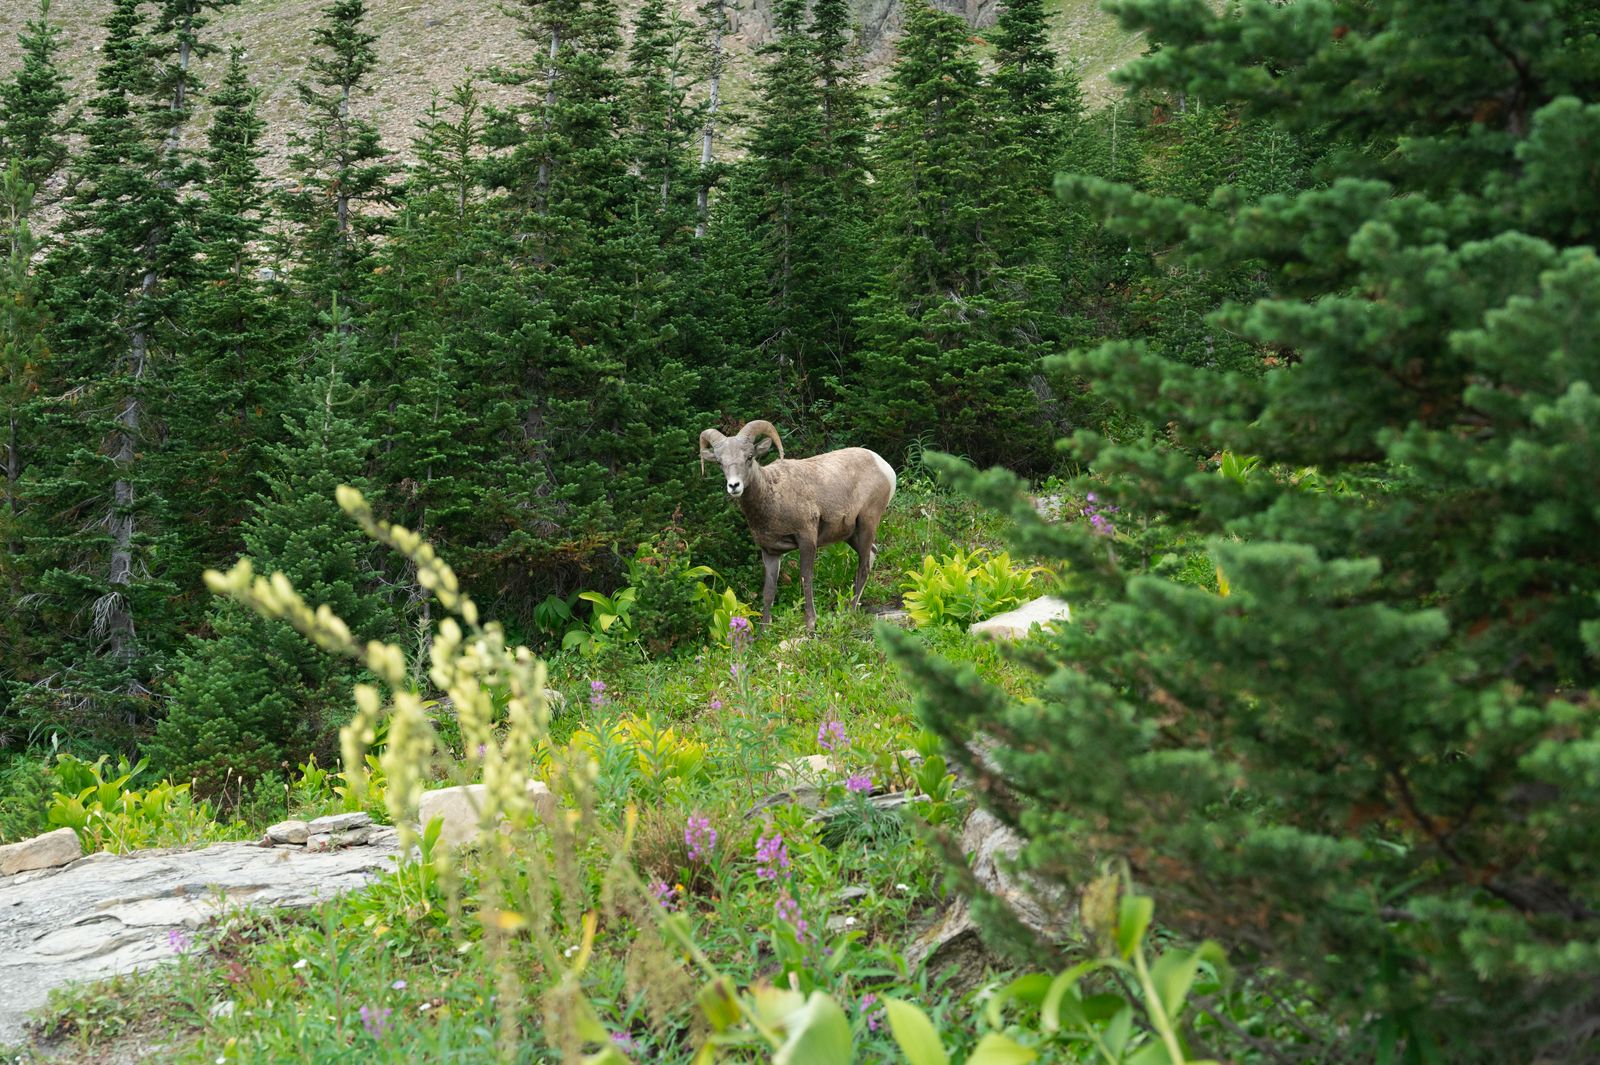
[0,840,397,1045]
[968,596,1072,641]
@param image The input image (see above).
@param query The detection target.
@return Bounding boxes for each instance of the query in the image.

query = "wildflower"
[845,772,873,794]
[292,958,309,970]
[894,883,910,893]
[755,833,790,881]
[167,928,191,954]
[589,679,607,707]
[651,880,679,910]
[685,815,717,863]
[816,719,848,752]
[859,993,883,1033]
[709,697,723,712]
[359,1004,393,1039]
[611,1031,638,1052]
[564,944,580,958]
[730,662,743,680]
[391,979,407,991]
[729,615,753,651]
[1081,493,1120,538]
[775,889,808,942]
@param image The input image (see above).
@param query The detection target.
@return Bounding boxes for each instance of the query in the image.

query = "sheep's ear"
[754,437,775,457]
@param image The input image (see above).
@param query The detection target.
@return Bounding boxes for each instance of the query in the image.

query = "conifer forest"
[1,0,1598,1061]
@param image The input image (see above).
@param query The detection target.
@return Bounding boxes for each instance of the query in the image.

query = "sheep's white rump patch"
[873,452,898,501]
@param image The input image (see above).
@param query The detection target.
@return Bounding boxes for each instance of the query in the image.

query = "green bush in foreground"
[893,0,1600,1060]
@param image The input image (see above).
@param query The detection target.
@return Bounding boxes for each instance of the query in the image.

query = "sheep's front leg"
[799,540,818,632]
[760,550,783,627]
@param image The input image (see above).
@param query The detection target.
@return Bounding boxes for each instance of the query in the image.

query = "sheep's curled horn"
[698,428,725,479]
[737,419,785,460]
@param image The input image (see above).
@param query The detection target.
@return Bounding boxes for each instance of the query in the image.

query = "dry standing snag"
[699,420,897,633]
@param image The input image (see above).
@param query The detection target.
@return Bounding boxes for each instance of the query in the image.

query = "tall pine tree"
[150,305,386,795]
[894,0,1600,1058]
[845,0,1047,469]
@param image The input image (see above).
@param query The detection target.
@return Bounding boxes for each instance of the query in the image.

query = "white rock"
[0,828,82,877]
[265,820,310,845]
[417,780,556,849]
[306,812,372,834]
[968,596,1071,641]
[0,839,398,1044]
[771,754,836,789]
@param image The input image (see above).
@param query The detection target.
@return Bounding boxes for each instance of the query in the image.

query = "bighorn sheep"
[699,420,897,633]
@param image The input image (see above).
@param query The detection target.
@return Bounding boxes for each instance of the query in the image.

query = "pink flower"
[685,815,717,863]
[817,719,848,752]
[776,889,808,942]
[755,833,790,880]
[360,1004,393,1039]
[845,772,873,794]
[859,993,883,1032]
[651,880,679,910]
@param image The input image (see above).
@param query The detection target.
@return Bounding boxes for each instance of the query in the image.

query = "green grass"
[3,486,1059,1064]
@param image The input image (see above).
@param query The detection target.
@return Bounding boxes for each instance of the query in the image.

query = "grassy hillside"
[0,0,1140,186]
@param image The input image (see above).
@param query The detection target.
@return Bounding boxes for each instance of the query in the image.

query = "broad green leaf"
[1149,950,1202,1020]
[697,977,741,1032]
[1125,1042,1174,1065]
[966,1033,1038,1065]
[1116,894,1154,959]
[1104,1005,1134,1058]
[986,972,1053,1027]
[1041,960,1108,1033]
[885,998,948,1065]
[773,991,853,1065]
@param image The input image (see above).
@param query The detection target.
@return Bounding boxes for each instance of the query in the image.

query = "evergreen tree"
[735,0,838,422]
[0,168,49,737]
[895,0,1600,1058]
[364,84,547,624]
[845,0,1046,469]
[17,0,191,741]
[149,306,385,794]
[156,47,296,608]
[279,0,395,317]
[0,0,73,204]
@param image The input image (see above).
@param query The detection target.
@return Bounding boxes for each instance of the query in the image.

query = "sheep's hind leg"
[799,541,818,633]
[849,529,874,610]
[761,551,782,627]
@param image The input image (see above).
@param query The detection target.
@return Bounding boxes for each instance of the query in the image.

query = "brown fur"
[700,422,897,632]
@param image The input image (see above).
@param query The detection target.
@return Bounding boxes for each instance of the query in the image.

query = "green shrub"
[900,549,1043,628]
[46,753,229,853]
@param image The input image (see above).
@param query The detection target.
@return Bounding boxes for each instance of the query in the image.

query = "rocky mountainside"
[0,0,1141,182]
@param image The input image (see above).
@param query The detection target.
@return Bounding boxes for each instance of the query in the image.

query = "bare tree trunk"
[538,29,560,216]
[695,0,725,239]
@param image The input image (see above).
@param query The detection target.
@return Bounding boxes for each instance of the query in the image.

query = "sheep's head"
[699,421,783,498]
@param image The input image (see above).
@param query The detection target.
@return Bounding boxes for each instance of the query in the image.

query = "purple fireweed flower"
[845,772,873,794]
[859,993,884,1032]
[360,1004,393,1039]
[651,880,679,910]
[775,889,808,942]
[730,661,743,681]
[685,815,717,863]
[755,833,790,881]
[589,679,607,708]
[729,615,753,651]
[611,1031,638,1052]
[167,928,191,954]
[817,719,848,752]
[709,697,723,712]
